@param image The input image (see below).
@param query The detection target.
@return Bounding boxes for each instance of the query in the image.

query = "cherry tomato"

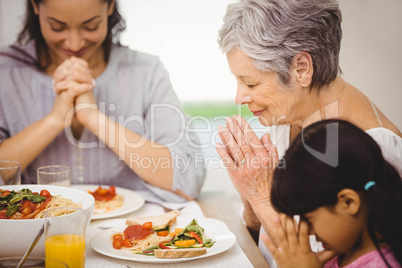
[142,222,152,229]
[21,206,32,215]
[40,190,51,198]
[113,239,122,249]
[113,234,123,241]
[109,185,116,194]
[157,231,168,237]
[122,239,132,248]
[21,199,34,208]
[96,188,108,195]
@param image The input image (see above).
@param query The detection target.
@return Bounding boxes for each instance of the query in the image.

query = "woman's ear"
[31,0,39,15]
[291,52,313,87]
[107,0,115,16]
[336,189,361,215]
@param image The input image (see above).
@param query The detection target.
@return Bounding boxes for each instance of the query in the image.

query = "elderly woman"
[215,0,402,266]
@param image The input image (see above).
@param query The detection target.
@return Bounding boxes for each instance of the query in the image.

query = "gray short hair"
[218,0,342,90]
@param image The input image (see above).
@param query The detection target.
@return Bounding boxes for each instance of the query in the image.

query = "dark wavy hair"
[271,119,402,267]
[1,0,126,71]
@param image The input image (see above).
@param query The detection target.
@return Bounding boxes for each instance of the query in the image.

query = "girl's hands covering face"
[216,116,278,207]
[51,57,95,126]
[262,215,337,268]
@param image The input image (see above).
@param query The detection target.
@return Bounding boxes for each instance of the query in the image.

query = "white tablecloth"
[85,191,253,267]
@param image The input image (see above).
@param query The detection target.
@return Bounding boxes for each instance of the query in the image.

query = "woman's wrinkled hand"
[50,57,95,127]
[262,215,337,268]
[216,116,279,207]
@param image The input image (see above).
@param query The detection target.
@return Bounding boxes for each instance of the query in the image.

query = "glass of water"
[37,165,71,187]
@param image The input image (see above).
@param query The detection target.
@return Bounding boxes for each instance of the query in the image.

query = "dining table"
[85,189,269,268]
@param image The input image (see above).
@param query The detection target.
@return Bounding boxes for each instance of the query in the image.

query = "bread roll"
[154,248,207,259]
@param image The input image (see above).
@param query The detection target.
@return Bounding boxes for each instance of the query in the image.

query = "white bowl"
[0,184,95,258]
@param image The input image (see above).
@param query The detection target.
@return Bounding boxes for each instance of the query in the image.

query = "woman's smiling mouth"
[251,109,265,116]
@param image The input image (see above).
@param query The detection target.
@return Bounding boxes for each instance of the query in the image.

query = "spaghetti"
[88,186,124,213]
[0,188,81,219]
[130,233,171,251]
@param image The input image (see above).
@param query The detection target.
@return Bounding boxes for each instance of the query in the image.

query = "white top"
[259,124,402,266]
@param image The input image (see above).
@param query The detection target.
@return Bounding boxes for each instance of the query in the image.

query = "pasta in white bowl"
[0,184,94,258]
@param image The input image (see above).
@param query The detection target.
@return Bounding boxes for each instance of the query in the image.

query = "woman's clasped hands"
[51,57,97,127]
[216,116,279,207]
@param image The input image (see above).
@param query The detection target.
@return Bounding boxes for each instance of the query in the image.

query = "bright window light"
[118,0,237,102]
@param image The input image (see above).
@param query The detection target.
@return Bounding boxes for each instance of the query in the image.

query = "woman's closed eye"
[51,27,65,32]
[49,23,66,32]
[83,23,100,32]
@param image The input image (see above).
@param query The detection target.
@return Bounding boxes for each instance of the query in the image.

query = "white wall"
[1,0,400,129]
[339,0,402,130]
[0,0,24,47]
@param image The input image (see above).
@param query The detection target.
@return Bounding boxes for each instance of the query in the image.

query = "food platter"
[72,184,144,220]
[90,217,236,263]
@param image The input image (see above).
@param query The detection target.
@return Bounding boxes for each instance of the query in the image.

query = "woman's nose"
[235,85,252,105]
[65,31,84,52]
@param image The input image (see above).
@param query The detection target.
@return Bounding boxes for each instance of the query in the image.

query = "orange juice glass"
[44,207,86,268]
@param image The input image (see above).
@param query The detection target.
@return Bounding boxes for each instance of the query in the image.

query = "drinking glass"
[0,160,21,185]
[37,165,71,186]
[0,256,68,267]
[44,207,85,268]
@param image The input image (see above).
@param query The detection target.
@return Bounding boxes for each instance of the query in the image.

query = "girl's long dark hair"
[0,0,126,71]
[271,119,402,266]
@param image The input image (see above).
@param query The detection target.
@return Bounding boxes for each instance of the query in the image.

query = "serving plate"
[90,217,236,263]
[71,184,144,220]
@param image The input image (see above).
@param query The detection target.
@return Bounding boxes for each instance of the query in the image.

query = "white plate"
[71,184,144,220]
[90,217,236,263]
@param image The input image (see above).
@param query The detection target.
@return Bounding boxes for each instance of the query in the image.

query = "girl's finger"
[285,216,298,250]
[261,234,281,260]
[298,220,311,249]
[279,213,287,231]
[261,213,288,247]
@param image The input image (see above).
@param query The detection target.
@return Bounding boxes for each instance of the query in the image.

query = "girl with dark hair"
[263,120,402,267]
[0,0,205,201]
